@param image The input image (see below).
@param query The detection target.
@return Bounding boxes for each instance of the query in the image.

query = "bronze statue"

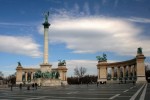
[96,53,107,62]
[18,62,22,66]
[44,11,49,23]
[58,60,66,66]
[137,47,142,54]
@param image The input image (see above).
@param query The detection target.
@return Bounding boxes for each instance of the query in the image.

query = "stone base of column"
[98,78,107,83]
[16,81,23,85]
[136,76,147,83]
[40,63,52,73]
[61,81,68,85]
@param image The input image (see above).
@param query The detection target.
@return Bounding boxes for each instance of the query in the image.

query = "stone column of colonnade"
[25,72,28,82]
[123,66,126,78]
[128,65,131,78]
[132,65,136,79]
[111,67,114,80]
[98,68,100,80]
[117,67,120,79]
[31,72,34,80]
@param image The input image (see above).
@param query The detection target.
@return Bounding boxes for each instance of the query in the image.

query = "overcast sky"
[0,0,150,77]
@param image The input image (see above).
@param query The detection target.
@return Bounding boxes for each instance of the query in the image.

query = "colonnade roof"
[97,58,136,67]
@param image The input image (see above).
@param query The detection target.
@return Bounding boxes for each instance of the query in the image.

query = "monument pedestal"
[136,54,146,83]
[40,63,52,72]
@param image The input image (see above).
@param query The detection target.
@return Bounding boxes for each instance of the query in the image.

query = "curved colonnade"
[97,54,146,83]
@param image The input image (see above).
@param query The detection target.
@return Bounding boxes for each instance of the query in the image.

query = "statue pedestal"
[33,78,61,86]
[40,63,52,73]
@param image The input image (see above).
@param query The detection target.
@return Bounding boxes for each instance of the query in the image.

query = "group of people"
[19,83,38,90]
[31,83,38,90]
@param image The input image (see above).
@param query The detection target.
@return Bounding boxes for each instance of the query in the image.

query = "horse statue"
[58,60,66,66]
[96,53,107,62]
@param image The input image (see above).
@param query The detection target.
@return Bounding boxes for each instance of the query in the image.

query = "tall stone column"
[43,16,50,64]
[40,12,52,73]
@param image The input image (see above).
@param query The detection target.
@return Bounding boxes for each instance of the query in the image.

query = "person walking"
[19,83,22,90]
[32,83,35,90]
[35,83,38,90]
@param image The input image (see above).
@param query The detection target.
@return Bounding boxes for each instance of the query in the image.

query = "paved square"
[0,83,149,100]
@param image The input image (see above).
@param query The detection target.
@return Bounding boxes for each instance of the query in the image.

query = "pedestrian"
[19,83,22,90]
[32,83,35,90]
[133,80,135,85]
[97,82,99,87]
[10,83,13,91]
[35,83,38,90]
[27,85,30,90]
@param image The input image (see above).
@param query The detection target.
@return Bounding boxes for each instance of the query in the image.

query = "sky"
[0,0,150,77]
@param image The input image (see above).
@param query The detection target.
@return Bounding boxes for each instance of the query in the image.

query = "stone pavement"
[0,83,149,100]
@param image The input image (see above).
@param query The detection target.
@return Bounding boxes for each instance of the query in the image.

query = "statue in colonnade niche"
[96,53,107,62]
[34,70,60,79]
[55,71,60,79]
[35,70,42,78]
[42,71,52,78]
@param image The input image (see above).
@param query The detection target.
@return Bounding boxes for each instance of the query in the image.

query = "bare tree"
[74,67,87,77]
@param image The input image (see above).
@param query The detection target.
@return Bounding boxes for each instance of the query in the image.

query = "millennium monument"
[97,47,146,83]
[16,12,68,86]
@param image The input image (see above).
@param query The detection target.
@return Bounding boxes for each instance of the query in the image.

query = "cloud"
[40,16,150,56]
[0,35,42,57]
[38,7,150,57]
[127,17,150,23]
[83,2,90,15]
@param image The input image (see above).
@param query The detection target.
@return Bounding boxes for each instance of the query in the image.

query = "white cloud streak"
[0,35,42,57]
[39,15,150,56]
[127,17,150,23]
[38,6,150,57]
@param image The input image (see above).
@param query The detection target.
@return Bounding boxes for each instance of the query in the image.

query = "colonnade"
[16,67,39,84]
[22,71,35,82]
[16,65,68,84]
[107,65,136,80]
[97,53,146,83]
